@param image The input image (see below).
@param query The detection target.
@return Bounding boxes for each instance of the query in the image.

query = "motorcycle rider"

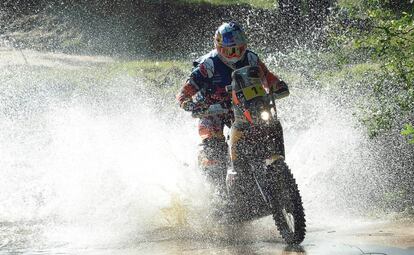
[176,21,289,192]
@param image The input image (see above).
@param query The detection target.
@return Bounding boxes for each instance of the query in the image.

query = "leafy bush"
[329,0,414,140]
[402,123,414,144]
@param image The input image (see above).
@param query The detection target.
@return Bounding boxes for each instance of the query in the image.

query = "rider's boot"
[198,137,228,194]
[226,126,259,221]
[198,137,229,219]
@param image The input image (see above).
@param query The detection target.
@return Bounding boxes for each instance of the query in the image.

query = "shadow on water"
[213,244,306,255]
[283,244,306,254]
[136,222,308,255]
[137,240,306,255]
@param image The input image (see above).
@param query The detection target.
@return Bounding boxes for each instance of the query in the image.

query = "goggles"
[218,44,247,59]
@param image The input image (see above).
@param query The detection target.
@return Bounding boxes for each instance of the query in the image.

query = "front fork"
[226,123,285,193]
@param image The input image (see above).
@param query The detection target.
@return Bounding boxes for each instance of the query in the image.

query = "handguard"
[273,80,290,99]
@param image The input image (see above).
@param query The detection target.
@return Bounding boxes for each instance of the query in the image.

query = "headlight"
[260,111,270,121]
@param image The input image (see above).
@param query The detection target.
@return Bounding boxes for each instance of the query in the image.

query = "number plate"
[241,84,265,101]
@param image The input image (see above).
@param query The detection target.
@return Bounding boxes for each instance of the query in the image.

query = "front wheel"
[267,160,306,244]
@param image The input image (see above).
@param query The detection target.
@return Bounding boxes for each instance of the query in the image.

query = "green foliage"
[357,8,414,87]
[330,0,414,141]
[110,60,188,88]
[108,60,189,100]
[61,37,86,51]
[401,123,414,144]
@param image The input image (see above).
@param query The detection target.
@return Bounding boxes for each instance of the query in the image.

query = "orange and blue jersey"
[178,49,279,107]
[177,49,280,140]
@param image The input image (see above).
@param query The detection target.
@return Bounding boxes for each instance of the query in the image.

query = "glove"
[273,80,289,99]
[182,100,196,112]
[182,100,206,114]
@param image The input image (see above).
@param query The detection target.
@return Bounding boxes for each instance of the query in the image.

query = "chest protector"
[191,49,260,105]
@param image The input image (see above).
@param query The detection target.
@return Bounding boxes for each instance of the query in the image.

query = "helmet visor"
[218,44,247,60]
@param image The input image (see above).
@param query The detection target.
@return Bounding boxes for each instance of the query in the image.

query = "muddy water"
[0,48,413,255]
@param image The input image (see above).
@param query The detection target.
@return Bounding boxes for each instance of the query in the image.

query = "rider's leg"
[197,116,228,191]
[228,126,250,193]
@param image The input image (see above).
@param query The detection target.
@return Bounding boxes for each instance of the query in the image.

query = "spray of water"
[0,49,399,252]
[0,62,206,247]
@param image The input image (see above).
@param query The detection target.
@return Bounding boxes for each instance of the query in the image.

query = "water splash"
[0,62,211,247]
[0,49,407,252]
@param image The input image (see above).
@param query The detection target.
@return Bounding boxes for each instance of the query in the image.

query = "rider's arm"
[177,60,213,111]
[259,60,289,99]
[176,78,199,111]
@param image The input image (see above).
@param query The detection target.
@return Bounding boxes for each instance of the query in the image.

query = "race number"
[241,82,265,101]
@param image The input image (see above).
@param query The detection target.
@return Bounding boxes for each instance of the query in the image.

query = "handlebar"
[191,103,230,118]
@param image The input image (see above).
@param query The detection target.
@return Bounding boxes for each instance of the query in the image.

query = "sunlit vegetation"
[326,0,414,212]
[109,60,188,90]
[328,0,414,141]
[402,124,414,144]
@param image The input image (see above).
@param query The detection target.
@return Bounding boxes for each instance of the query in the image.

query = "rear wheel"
[267,160,306,244]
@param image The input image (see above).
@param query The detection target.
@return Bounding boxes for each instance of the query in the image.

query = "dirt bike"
[193,65,306,245]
